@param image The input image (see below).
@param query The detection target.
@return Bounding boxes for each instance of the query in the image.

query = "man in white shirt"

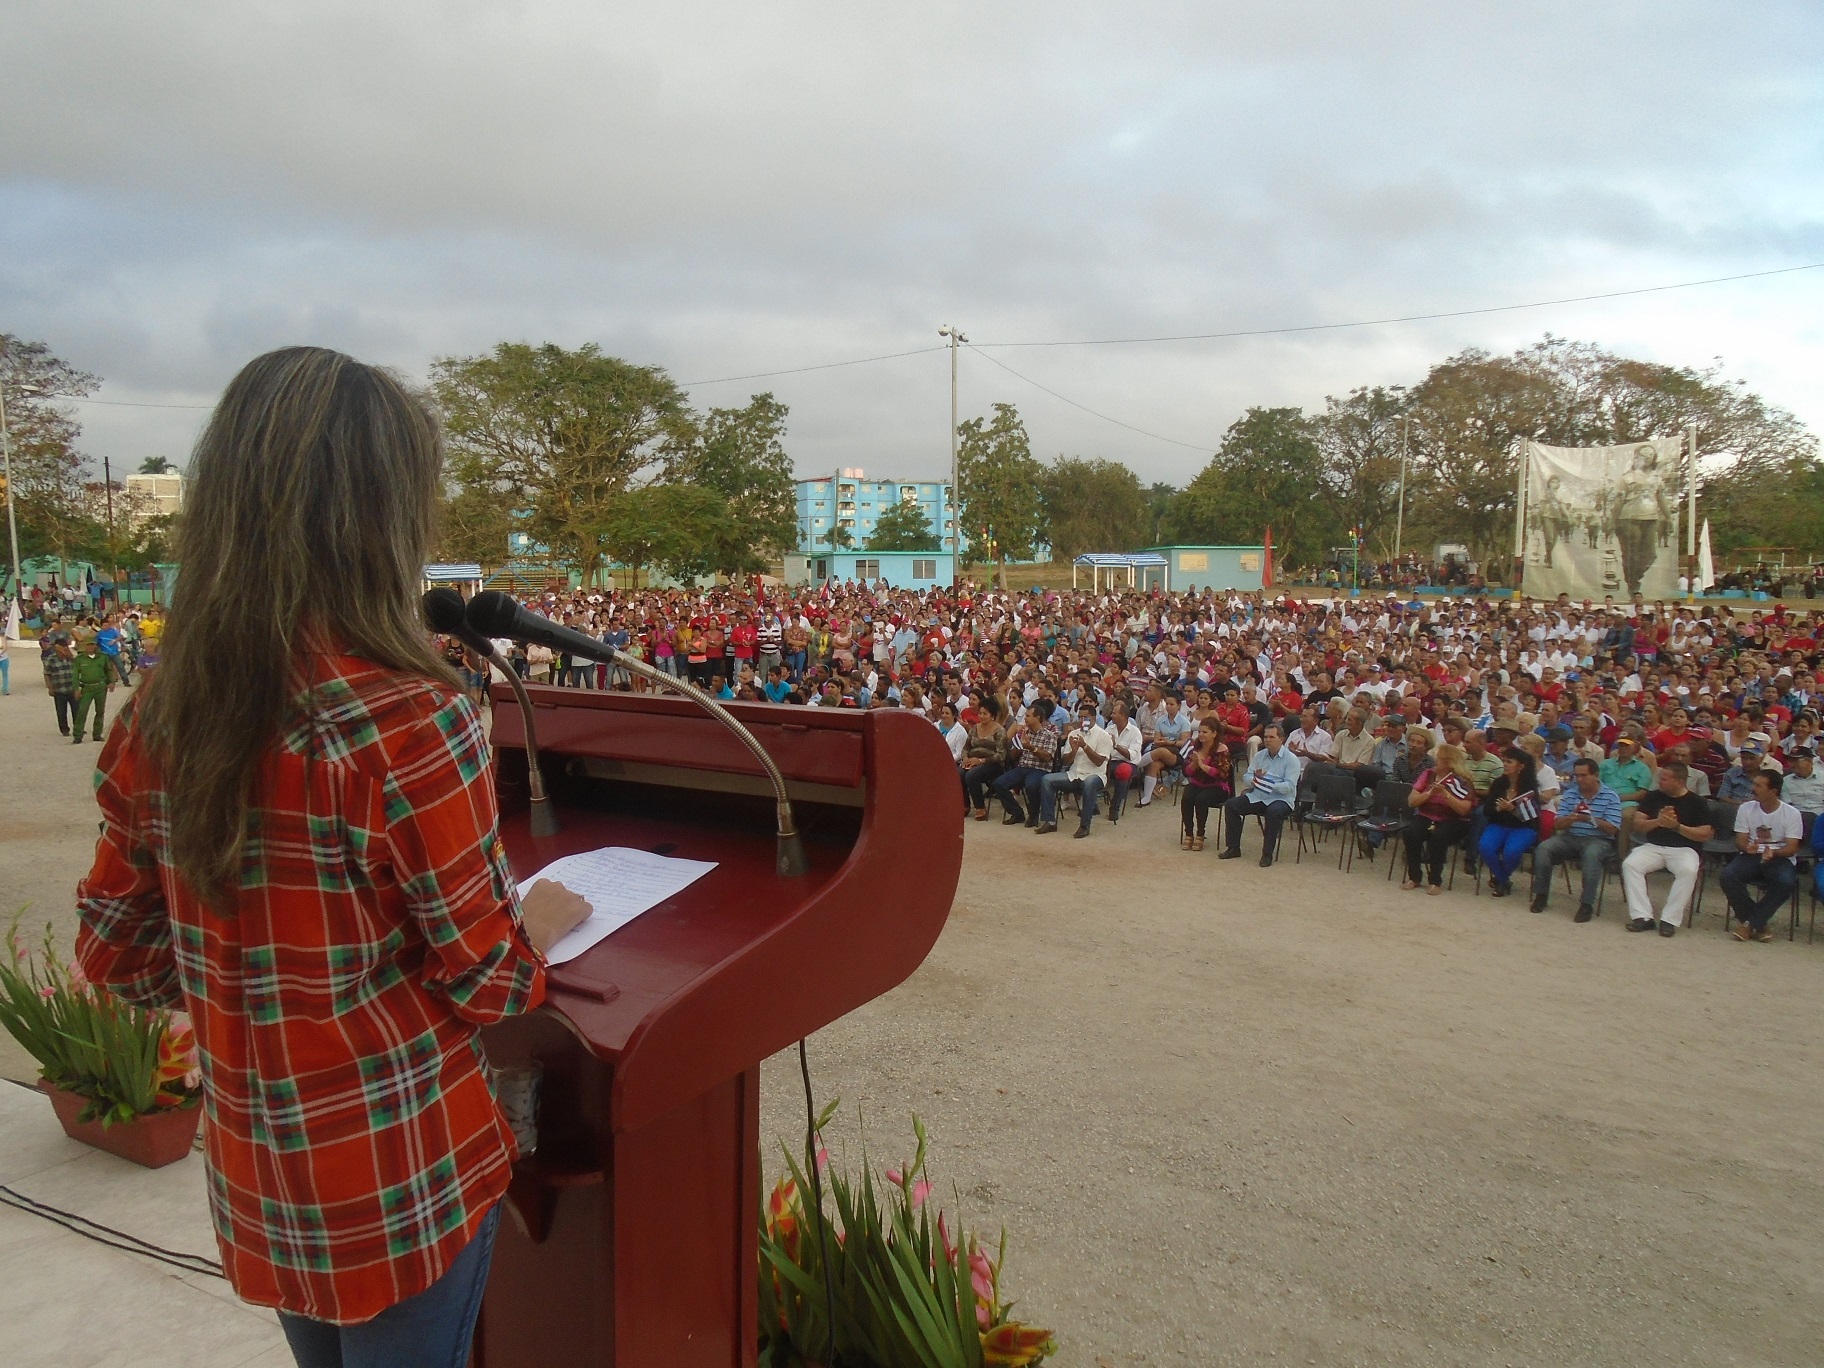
[1285,707,1334,768]
[1720,771,1805,942]
[1779,747,1823,817]
[1036,700,1112,840]
[1101,698,1145,823]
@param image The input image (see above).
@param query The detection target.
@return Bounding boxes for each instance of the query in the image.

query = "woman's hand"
[520,879,593,957]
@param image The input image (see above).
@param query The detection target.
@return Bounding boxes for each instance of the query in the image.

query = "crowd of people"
[453,578,1824,940]
[28,605,161,742]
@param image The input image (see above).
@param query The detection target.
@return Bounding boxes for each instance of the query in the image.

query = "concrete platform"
[0,1079,286,1368]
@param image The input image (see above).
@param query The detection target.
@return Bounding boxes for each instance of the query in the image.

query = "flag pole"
[1684,423,1699,600]
[1512,439,1530,592]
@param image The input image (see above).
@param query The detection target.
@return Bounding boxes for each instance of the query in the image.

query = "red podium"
[474,685,963,1368]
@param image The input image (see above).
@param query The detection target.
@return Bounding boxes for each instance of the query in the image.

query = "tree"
[430,343,694,586]
[665,392,798,576]
[1,336,103,573]
[1040,456,1147,562]
[1316,386,1409,558]
[1398,336,1819,570]
[865,499,937,551]
[1165,408,1335,572]
[822,521,855,555]
[434,472,519,568]
[956,403,1047,588]
[137,455,176,475]
[1144,481,1178,546]
[594,483,732,587]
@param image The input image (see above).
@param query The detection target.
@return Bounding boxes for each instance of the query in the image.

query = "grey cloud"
[1,2,1819,486]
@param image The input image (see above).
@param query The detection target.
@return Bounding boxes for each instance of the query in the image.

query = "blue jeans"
[991,765,1047,823]
[279,1204,500,1368]
[1719,854,1798,932]
[1478,824,1538,886]
[1039,772,1104,829]
[0,656,8,693]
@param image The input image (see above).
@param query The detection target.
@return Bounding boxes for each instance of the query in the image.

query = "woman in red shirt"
[75,349,588,1366]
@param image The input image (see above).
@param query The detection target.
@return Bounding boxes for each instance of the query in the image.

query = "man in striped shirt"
[1529,759,1623,922]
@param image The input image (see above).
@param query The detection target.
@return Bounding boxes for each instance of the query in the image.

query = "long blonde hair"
[139,347,455,905]
[1431,743,1473,783]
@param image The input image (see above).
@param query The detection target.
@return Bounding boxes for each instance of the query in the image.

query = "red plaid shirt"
[76,653,545,1324]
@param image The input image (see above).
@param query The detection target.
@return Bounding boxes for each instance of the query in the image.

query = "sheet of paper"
[518,846,718,965]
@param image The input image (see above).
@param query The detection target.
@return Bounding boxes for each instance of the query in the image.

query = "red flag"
[1262,527,1274,589]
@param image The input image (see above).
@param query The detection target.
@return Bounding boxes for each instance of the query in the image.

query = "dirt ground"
[4,655,1821,1366]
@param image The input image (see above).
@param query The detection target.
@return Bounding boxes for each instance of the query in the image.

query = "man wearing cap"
[1600,734,1655,855]
[1780,747,1823,817]
[1620,760,1713,936]
[1719,771,1804,942]
[1716,742,1766,806]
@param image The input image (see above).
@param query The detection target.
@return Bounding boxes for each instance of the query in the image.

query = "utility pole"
[104,454,119,608]
[1393,415,1409,561]
[937,325,966,584]
[0,379,19,611]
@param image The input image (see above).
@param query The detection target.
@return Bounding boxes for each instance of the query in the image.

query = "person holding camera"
[1035,700,1111,839]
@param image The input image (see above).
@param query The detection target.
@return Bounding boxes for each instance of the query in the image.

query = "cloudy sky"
[3,2,1820,486]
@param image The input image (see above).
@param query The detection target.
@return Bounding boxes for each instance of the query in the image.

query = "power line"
[973,262,1824,349]
[39,259,1824,410]
[682,344,948,386]
[964,344,1213,451]
[58,396,214,409]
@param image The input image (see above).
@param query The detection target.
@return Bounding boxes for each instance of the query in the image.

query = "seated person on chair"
[1219,723,1300,867]
[1035,700,1111,839]
[1620,760,1713,938]
[1400,742,1477,896]
[1720,770,1804,944]
[1138,692,1193,807]
[1530,759,1622,923]
[1178,718,1232,851]
[993,704,1062,828]
[1478,746,1543,898]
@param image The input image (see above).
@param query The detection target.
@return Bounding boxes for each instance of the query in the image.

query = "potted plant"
[759,1112,1056,1368]
[0,921,202,1168]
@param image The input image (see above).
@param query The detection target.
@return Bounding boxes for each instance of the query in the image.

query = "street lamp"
[0,377,46,611]
[937,325,966,583]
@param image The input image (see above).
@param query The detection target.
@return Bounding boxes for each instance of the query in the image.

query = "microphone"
[465,590,808,878]
[422,588,559,838]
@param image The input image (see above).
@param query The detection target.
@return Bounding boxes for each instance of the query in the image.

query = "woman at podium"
[73,347,587,1367]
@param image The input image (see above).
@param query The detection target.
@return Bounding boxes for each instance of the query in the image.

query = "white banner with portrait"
[1520,437,1687,600]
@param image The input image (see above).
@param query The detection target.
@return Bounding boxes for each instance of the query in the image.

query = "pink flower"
[910,1179,931,1209]
[885,1167,903,1185]
[815,1146,829,1175]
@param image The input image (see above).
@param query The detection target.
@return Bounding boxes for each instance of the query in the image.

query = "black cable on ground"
[797,1037,840,1359]
[0,1183,225,1278]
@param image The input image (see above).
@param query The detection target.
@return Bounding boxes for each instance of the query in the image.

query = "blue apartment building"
[796,469,954,554]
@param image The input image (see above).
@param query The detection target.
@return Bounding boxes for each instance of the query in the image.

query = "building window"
[854,558,881,580]
[912,558,936,580]
[814,559,829,580]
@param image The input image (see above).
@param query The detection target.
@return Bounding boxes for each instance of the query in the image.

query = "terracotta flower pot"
[38,1079,202,1169]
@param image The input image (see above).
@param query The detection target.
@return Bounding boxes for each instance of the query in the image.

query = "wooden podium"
[474,685,963,1368]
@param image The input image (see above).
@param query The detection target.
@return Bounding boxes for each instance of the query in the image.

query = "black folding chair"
[1693,798,1740,924]
[1348,779,1414,877]
[1295,771,1364,867]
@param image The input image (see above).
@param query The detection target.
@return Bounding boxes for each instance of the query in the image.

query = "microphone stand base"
[528,798,561,838]
[775,834,808,879]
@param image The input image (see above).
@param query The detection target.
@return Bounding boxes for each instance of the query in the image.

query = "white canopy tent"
[1071,552,1170,592]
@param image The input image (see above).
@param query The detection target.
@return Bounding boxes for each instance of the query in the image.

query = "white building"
[126,472,184,522]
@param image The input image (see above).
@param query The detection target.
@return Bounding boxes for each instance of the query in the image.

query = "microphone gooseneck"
[466,591,808,878]
[422,588,559,838]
